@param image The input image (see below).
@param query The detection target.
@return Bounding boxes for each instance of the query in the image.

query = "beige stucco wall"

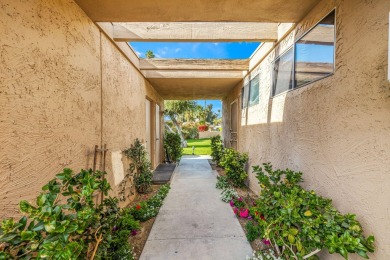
[223,0,390,259]
[0,0,163,217]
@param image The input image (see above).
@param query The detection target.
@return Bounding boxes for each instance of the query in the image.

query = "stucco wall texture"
[0,0,162,217]
[224,0,390,259]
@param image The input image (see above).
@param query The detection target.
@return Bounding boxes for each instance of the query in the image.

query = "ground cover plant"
[129,184,170,222]
[123,138,153,194]
[182,138,211,155]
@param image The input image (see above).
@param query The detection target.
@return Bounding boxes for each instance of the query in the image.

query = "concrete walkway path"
[140,156,253,260]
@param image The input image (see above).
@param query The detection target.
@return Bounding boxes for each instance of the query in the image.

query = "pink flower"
[247,215,253,220]
[233,207,238,214]
[230,200,234,207]
[262,239,271,245]
[239,208,249,218]
[238,197,243,202]
[131,230,138,236]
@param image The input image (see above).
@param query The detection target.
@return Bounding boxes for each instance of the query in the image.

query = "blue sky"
[130,42,260,59]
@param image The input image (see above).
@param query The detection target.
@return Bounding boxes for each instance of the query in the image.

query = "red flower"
[136,204,141,210]
[260,215,266,221]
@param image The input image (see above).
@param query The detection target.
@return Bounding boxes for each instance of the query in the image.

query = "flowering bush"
[197,125,209,132]
[246,249,283,260]
[129,184,170,222]
[250,163,375,259]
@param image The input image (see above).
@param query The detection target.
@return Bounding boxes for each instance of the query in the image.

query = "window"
[295,10,335,87]
[241,83,249,109]
[272,48,294,96]
[271,10,336,97]
[248,75,260,107]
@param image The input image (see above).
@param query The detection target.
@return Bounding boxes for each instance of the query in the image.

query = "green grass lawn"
[183,138,211,155]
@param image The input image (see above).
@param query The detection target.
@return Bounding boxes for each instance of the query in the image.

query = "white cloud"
[135,51,143,57]
[213,43,219,46]
[155,53,162,58]
[175,48,182,53]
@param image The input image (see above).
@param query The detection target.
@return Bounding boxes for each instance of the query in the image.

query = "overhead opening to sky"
[129,42,261,59]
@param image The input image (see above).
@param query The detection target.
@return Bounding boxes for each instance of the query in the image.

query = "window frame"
[248,74,260,107]
[294,9,336,89]
[271,46,295,98]
[271,9,336,98]
[241,82,250,109]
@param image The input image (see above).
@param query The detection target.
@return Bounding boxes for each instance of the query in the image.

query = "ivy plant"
[250,163,375,260]
[220,148,249,187]
[123,138,153,194]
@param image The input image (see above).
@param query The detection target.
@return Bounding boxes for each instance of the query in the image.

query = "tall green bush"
[164,132,183,162]
[210,135,224,165]
[220,148,249,187]
[123,138,153,194]
[250,163,375,259]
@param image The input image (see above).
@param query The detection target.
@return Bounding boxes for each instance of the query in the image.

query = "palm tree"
[145,50,155,59]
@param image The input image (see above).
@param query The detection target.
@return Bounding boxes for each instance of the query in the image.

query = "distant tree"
[145,50,155,59]
[164,100,196,146]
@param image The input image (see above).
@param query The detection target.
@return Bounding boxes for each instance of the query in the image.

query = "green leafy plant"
[220,187,238,203]
[164,132,183,162]
[245,221,261,242]
[94,198,139,260]
[123,138,153,194]
[129,184,170,222]
[250,163,375,260]
[216,175,230,190]
[220,148,249,187]
[210,135,224,166]
[0,168,137,259]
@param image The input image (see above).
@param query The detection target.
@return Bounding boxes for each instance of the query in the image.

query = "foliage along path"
[140,155,252,259]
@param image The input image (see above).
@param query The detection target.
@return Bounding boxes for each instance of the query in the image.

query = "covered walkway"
[140,156,252,259]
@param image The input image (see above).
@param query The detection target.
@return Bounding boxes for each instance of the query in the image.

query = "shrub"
[210,135,224,166]
[123,138,153,193]
[0,169,136,259]
[250,163,375,259]
[182,124,199,139]
[197,125,209,132]
[245,221,261,242]
[220,148,249,187]
[164,132,183,162]
[216,175,230,190]
[220,187,238,203]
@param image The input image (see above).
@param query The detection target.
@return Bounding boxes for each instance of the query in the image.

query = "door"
[145,99,152,162]
[230,100,238,150]
[155,104,161,166]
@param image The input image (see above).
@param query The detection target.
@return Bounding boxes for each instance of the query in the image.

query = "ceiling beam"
[142,70,244,79]
[139,59,249,71]
[112,22,278,42]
